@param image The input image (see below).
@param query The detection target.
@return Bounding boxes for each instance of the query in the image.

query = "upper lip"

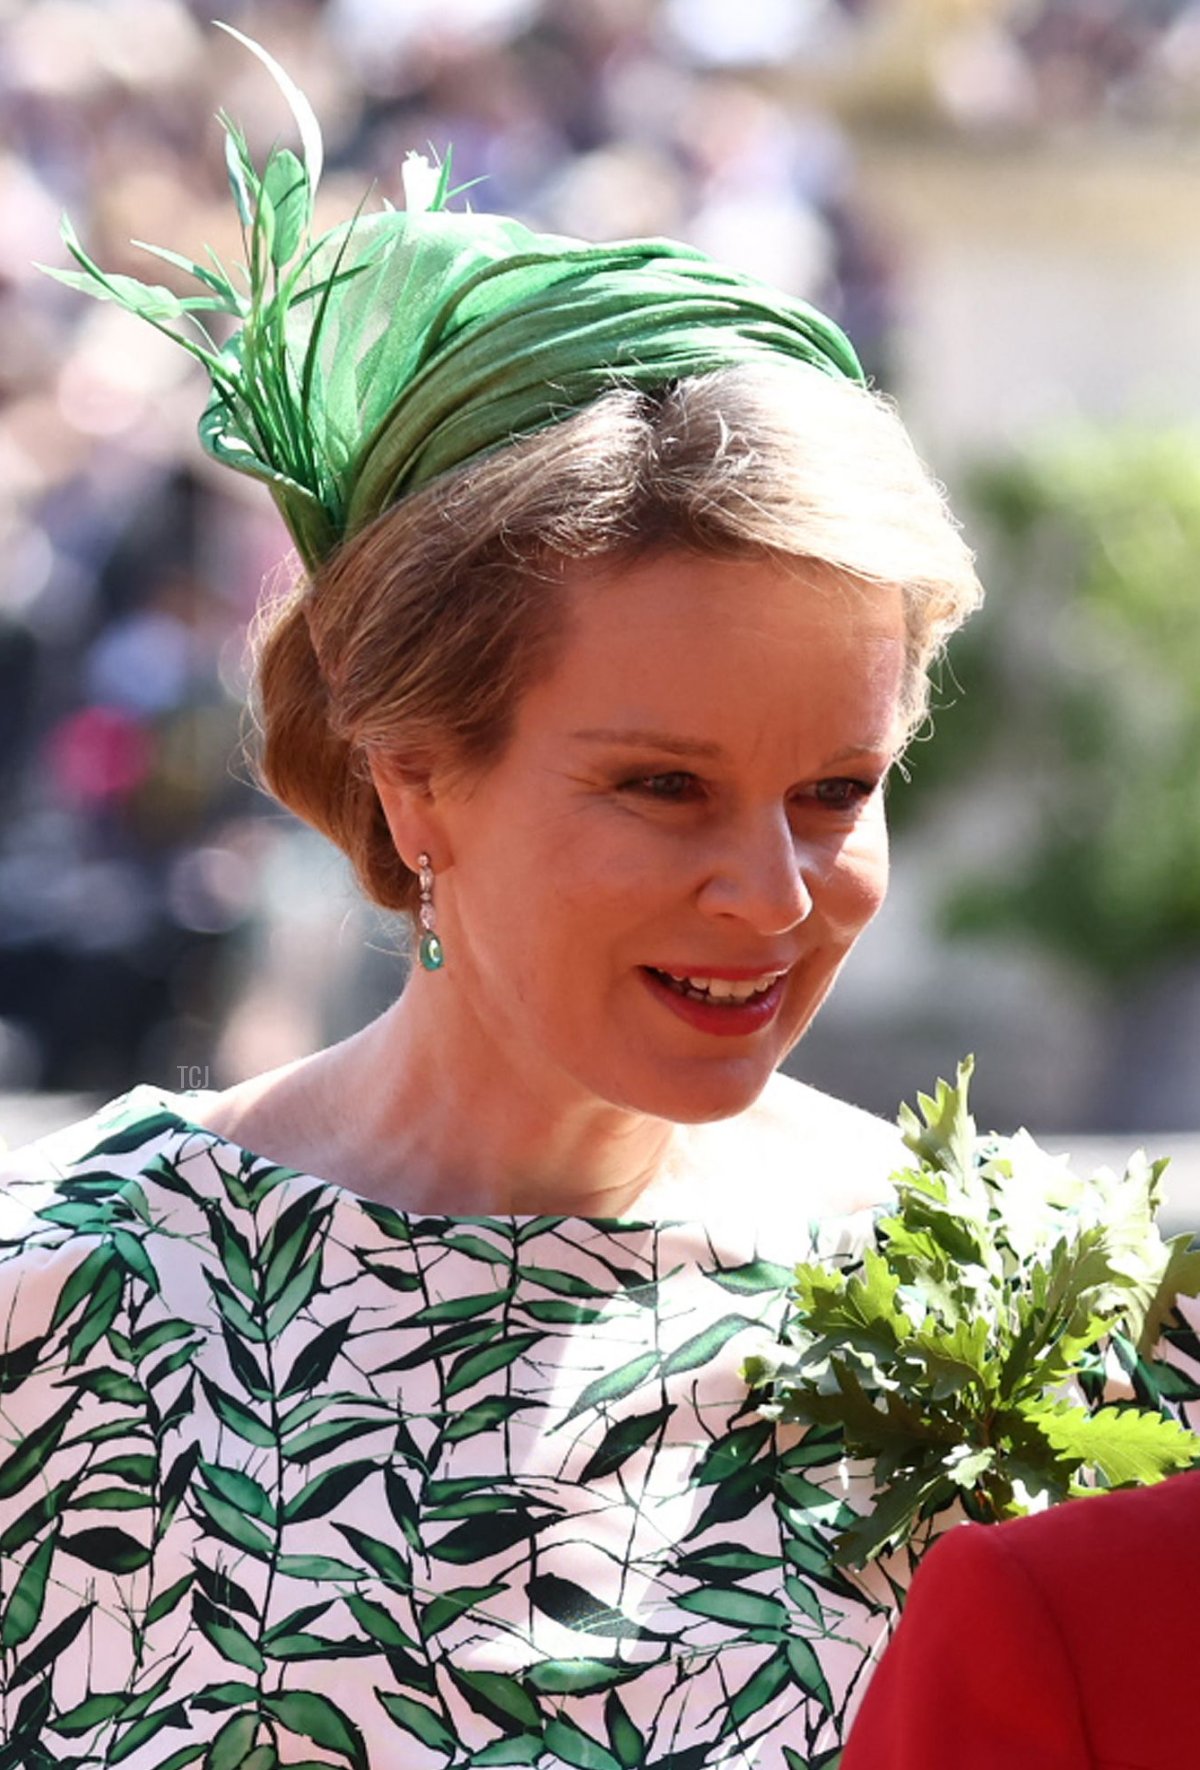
[647,963,791,981]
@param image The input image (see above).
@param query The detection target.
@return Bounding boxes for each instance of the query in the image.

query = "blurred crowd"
[4,0,1200,1095]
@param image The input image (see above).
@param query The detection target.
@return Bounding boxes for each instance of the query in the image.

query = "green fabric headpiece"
[45,26,864,572]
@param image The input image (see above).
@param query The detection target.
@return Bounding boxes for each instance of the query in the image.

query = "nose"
[694,806,815,935]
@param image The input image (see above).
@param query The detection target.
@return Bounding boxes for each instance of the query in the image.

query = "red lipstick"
[638,966,787,1039]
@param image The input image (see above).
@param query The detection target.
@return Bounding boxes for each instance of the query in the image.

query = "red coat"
[841,1470,1200,1769]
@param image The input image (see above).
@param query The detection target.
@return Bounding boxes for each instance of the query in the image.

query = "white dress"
[0,1084,908,1768]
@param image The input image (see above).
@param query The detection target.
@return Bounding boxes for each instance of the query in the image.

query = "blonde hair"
[254,363,982,913]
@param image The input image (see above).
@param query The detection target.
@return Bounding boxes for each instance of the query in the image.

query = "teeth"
[661,971,782,1004]
[691,977,759,1001]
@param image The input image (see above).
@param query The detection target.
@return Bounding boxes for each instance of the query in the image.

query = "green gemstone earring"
[416,852,445,972]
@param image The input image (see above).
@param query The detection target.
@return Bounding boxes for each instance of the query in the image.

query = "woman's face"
[425,550,908,1124]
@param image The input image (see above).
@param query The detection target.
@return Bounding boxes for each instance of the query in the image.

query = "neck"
[288,980,684,1219]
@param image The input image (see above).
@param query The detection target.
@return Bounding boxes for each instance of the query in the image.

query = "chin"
[608,1055,777,1126]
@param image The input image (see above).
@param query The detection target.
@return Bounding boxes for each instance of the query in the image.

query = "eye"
[810,777,880,812]
[621,771,703,802]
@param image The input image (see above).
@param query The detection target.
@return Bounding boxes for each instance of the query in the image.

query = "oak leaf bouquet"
[744,1059,1200,1577]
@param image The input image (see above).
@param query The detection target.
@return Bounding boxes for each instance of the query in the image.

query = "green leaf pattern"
[10,1085,1193,1765]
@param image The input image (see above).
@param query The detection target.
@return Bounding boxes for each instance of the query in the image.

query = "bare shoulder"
[193,1055,334,1174]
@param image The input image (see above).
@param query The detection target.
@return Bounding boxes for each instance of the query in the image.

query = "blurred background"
[4,0,1200,1163]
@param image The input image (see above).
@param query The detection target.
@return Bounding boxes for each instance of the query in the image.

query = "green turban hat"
[46,26,864,572]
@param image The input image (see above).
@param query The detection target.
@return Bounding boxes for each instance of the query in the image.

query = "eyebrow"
[569,728,894,764]
[570,727,724,759]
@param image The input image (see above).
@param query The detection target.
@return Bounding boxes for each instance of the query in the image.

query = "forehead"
[523,550,908,751]
[560,547,903,634]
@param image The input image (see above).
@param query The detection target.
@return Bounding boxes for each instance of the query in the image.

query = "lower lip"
[639,968,787,1039]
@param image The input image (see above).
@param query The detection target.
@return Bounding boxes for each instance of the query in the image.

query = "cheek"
[824,826,890,937]
[482,812,653,965]
[533,807,671,905]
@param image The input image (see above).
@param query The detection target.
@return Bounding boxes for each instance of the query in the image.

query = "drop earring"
[416,853,445,972]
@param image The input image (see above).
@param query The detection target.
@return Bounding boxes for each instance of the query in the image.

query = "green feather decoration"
[40,25,863,571]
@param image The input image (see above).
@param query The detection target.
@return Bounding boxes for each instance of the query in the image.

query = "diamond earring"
[416,852,445,971]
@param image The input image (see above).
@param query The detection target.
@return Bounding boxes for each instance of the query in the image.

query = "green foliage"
[901,426,1200,982]
[745,1058,1200,1567]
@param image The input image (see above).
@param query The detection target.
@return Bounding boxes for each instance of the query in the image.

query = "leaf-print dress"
[0,1086,897,1770]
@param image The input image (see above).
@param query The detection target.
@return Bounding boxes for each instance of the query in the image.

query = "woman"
[5,36,981,1767]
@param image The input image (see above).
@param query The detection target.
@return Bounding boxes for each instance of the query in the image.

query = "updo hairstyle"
[254,362,982,915]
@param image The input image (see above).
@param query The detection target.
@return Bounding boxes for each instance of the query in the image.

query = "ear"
[368,752,450,873]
